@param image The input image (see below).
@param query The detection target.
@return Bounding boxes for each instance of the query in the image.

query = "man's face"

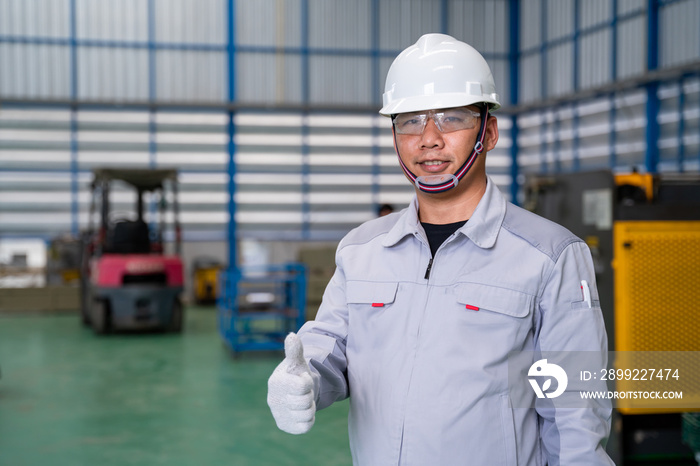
[393,105,498,188]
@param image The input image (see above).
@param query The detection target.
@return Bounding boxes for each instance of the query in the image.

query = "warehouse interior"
[1,0,700,464]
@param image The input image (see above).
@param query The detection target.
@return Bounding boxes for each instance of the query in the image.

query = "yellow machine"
[611,172,700,414]
[46,235,82,285]
[613,219,700,413]
[613,220,700,353]
[192,257,223,305]
[526,170,700,464]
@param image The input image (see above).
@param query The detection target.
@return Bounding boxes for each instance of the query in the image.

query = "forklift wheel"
[80,285,92,327]
[80,308,91,327]
[91,300,110,335]
[168,300,183,333]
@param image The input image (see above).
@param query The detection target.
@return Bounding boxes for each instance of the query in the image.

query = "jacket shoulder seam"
[338,215,399,251]
[501,204,582,263]
[339,229,388,251]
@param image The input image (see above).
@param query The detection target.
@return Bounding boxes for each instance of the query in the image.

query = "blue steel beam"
[645,0,660,173]
[540,0,548,101]
[610,0,618,170]
[611,0,619,82]
[540,113,548,173]
[509,0,520,204]
[227,0,238,275]
[553,111,561,173]
[148,0,157,169]
[69,0,79,236]
[572,105,580,172]
[148,0,157,103]
[70,114,79,236]
[441,0,449,34]
[301,0,310,240]
[573,0,580,93]
[147,0,157,230]
[677,77,685,172]
[371,0,381,215]
[572,0,580,172]
[609,95,618,169]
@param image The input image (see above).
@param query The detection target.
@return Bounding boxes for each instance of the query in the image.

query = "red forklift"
[80,168,184,334]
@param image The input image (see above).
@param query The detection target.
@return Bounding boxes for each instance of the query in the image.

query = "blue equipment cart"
[217,263,307,353]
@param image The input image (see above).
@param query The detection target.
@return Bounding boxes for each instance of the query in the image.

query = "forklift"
[80,168,184,334]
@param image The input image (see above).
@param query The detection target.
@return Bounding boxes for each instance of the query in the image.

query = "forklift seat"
[105,220,151,254]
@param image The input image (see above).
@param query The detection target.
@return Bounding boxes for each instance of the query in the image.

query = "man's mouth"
[420,160,449,173]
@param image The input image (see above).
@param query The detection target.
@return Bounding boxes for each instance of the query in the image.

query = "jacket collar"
[382,175,506,249]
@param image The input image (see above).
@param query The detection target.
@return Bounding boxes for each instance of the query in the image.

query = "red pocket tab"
[465,304,480,311]
[371,303,384,308]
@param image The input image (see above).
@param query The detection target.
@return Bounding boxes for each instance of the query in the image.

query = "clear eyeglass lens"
[394,108,480,135]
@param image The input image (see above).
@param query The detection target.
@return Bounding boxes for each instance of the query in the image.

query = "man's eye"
[400,118,421,126]
[442,115,464,123]
[443,110,470,120]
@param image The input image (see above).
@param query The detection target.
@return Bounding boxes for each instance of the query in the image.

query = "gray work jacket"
[298,177,614,466]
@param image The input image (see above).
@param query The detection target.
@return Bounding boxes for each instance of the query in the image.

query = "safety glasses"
[393,107,482,135]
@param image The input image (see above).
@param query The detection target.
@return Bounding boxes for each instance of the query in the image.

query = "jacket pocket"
[346,280,398,307]
[456,282,533,318]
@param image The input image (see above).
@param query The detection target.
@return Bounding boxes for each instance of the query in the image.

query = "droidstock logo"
[528,359,568,399]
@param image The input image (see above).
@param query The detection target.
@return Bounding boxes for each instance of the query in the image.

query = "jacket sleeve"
[535,240,615,466]
[297,246,350,410]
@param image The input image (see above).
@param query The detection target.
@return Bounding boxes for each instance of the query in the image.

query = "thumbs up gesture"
[267,333,316,434]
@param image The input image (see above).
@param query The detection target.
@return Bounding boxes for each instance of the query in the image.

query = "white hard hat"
[379,33,501,116]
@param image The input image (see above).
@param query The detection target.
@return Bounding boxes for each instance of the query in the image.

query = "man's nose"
[420,117,444,147]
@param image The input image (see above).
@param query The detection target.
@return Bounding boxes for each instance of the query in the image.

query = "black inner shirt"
[420,220,467,257]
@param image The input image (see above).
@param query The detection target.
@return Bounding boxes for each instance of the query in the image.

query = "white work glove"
[267,332,316,434]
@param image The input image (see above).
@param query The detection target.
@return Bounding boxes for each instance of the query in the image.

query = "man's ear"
[484,115,499,152]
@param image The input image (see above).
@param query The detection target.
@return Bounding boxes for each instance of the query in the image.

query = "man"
[268,34,613,465]
[377,203,394,217]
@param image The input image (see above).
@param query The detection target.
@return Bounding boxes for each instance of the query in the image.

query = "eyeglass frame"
[391,106,483,135]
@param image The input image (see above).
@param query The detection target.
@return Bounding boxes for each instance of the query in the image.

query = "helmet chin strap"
[392,107,489,194]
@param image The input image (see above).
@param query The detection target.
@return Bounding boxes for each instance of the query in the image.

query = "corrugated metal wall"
[0,0,698,242]
[0,0,511,241]
[516,0,700,181]
[0,0,509,106]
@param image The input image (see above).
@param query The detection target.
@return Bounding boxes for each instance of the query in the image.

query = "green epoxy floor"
[0,308,351,466]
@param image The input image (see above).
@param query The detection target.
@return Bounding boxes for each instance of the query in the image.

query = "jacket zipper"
[424,257,433,280]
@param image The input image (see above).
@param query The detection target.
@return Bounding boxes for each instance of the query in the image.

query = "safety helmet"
[379,33,500,116]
